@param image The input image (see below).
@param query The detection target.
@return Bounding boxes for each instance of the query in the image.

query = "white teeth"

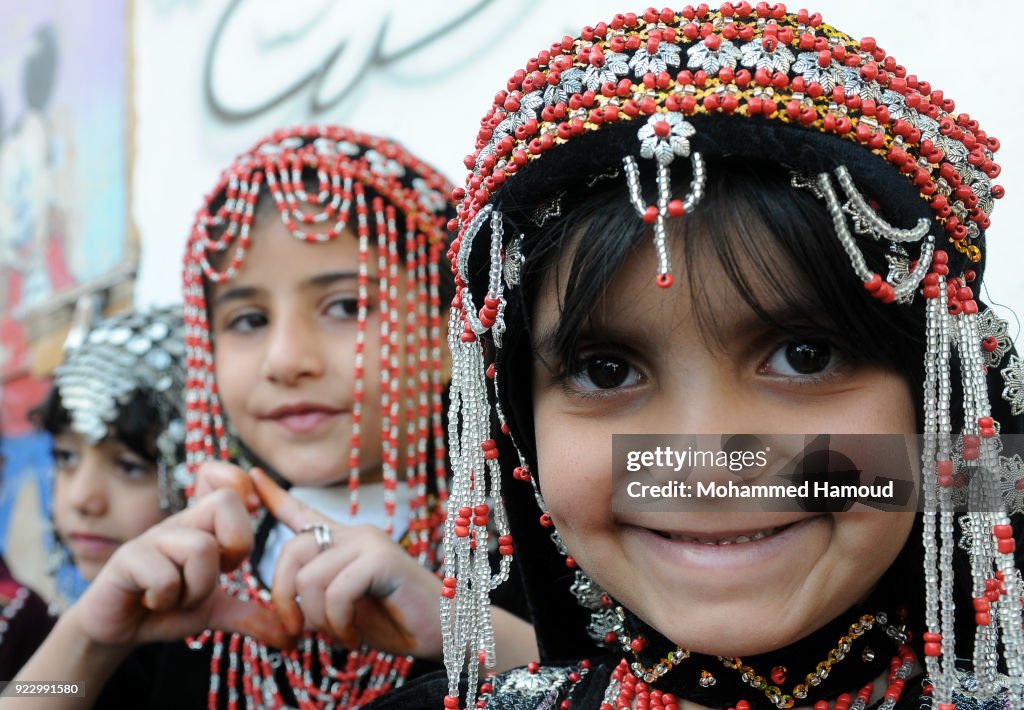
[666,527,778,545]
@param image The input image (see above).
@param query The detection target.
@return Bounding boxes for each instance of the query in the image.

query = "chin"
[74,561,102,583]
[271,462,348,488]
[639,601,814,658]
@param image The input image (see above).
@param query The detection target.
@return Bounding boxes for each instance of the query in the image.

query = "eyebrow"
[307,271,359,289]
[531,299,832,360]
[211,271,360,310]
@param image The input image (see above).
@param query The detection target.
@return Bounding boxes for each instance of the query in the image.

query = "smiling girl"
[364,5,1023,710]
[8,127,534,709]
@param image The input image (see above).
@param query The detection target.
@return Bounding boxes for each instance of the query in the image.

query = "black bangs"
[33,386,165,464]
[514,156,926,402]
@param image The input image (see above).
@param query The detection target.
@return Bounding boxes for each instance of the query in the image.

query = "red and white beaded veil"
[440,4,1023,710]
[181,125,454,709]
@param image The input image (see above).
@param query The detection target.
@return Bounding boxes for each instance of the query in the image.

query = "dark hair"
[493,156,942,465]
[33,386,165,464]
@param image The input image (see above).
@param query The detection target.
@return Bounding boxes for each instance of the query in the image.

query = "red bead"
[993,524,1013,539]
[630,637,646,653]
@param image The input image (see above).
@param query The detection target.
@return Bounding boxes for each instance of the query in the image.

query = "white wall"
[134,0,1024,338]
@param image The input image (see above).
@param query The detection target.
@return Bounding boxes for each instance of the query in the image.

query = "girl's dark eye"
[52,446,79,472]
[326,298,359,319]
[226,311,267,332]
[118,458,155,479]
[785,342,832,374]
[568,355,642,391]
[764,340,839,378]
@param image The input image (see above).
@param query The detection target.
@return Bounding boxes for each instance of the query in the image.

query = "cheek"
[533,400,614,534]
[214,342,256,418]
[110,483,166,538]
[835,512,914,579]
[52,478,72,533]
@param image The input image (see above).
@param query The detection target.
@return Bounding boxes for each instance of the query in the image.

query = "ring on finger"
[300,522,333,553]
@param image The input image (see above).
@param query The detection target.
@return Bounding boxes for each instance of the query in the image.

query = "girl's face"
[52,432,166,581]
[210,216,383,487]
[530,235,916,657]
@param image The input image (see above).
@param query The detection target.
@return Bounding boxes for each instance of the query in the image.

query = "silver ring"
[300,522,333,553]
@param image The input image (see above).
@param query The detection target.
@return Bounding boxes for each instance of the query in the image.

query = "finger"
[152,528,221,610]
[143,589,297,651]
[293,544,360,638]
[270,533,322,637]
[196,461,260,511]
[208,589,297,651]
[113,545,183,612]
[174,489,254,572]
[250,467,328,532]
[325,556,418,653]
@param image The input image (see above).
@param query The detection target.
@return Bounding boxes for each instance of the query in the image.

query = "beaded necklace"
[592,642,915,710]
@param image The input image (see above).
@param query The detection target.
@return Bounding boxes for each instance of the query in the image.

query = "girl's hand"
[65,488,294,650]
[250,469,446,660]
[194,460,262,512]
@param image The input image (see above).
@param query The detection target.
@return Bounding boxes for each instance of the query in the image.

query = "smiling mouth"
[651,525,788,546]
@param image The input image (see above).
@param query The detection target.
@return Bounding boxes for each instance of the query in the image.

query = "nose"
[661,373,769,435]
[261,311,326,386]
[66,450,109,517]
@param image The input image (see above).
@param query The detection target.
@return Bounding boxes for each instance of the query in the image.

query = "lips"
[259,402,346,435]
[67,532,120,557]
[654,526,781,545]
[621,515,828,572]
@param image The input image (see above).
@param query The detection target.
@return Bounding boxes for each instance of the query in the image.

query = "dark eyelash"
[556,379,626,401]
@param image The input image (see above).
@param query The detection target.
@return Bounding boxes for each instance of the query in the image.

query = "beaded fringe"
[444,163,1024,709]
[183,129,451,708]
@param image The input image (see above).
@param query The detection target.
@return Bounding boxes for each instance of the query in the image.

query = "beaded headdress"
[181,125,455,708]
[441,4,1021,709]
[52,305,188,512]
